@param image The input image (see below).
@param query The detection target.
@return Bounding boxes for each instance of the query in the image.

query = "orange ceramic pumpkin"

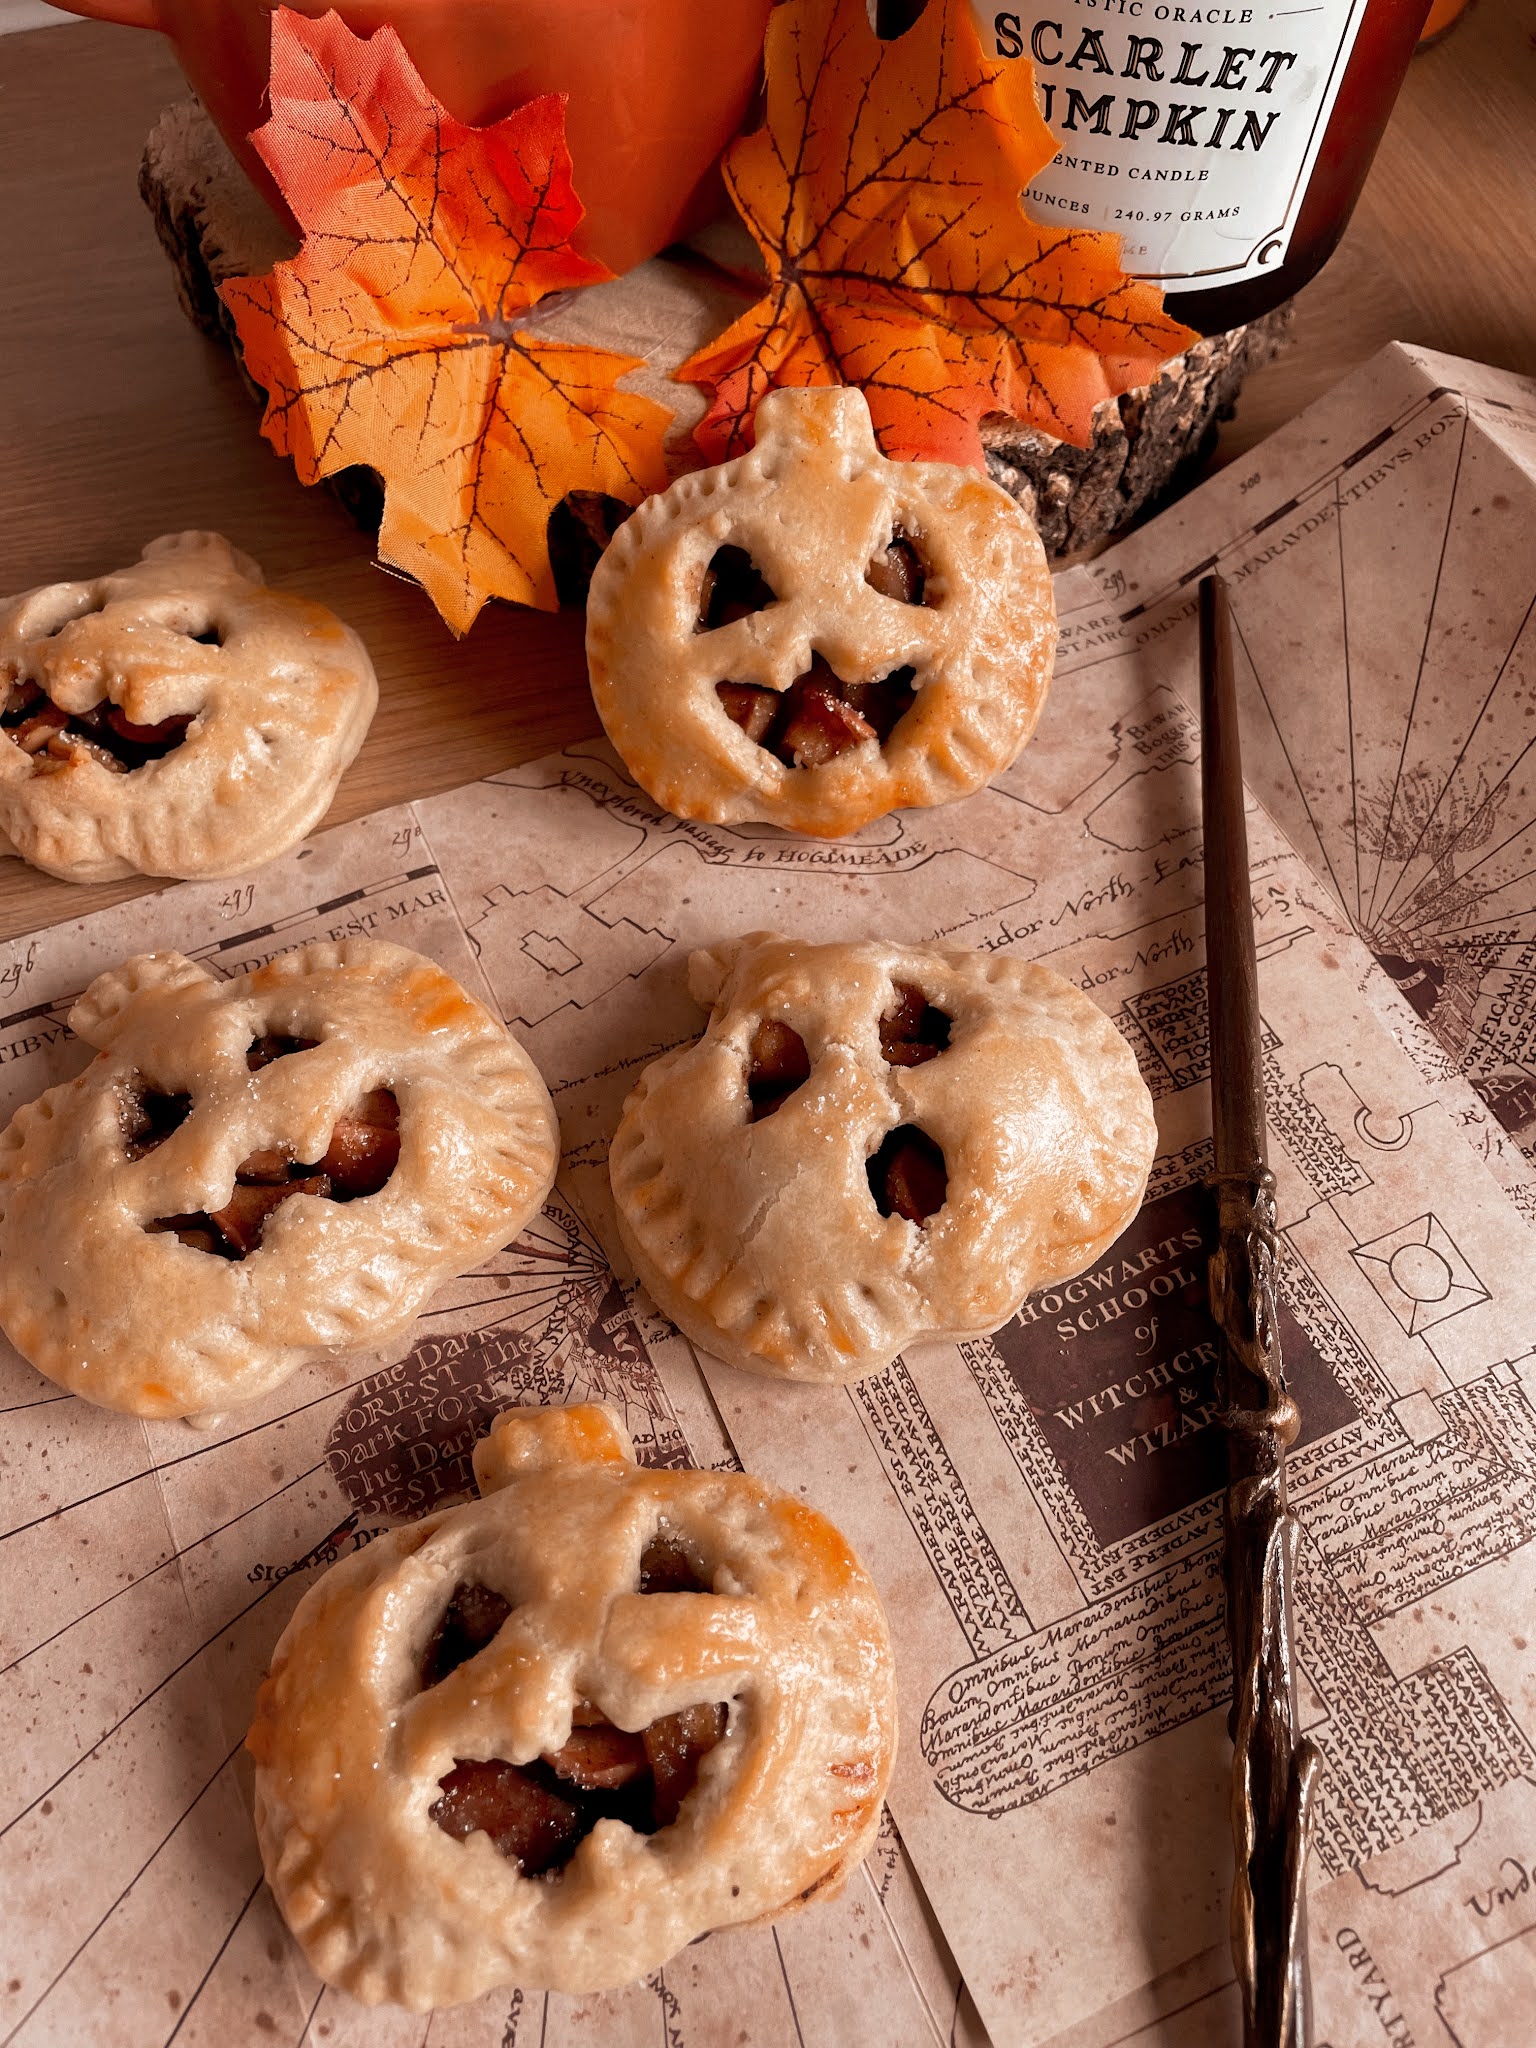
[48,0,774,273]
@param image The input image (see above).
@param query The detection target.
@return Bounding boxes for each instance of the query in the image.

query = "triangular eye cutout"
[696,546,778,631]
[122,1084,192,1160]
[420,1581,514,1689]
[865,528,928,605]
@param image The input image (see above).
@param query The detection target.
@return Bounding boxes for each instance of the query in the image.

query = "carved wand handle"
[1199,575,1321,2048]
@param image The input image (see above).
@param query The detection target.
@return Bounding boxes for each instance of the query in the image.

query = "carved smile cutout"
[1,675,194,774]
[143,1087,402,1257]
[421,1567,726,1875]
[716,654,917,769]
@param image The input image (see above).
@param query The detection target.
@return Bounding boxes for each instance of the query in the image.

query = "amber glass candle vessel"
[1164,0,1434,331]
[959,1,1434,334]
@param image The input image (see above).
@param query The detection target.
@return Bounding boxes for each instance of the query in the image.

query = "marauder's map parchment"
[3,344,1535,2048]
[0,812,986,2048]
[1086,343,1536,1230]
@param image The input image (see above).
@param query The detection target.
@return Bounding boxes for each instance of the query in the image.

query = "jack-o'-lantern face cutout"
[0,532,377,884]
[248,1403,896,2007]
[0,940,558,1419]
[610,932,1158,1383]
[585,387,1057,838]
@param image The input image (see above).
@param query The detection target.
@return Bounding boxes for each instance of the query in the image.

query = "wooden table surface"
[0,6,1532,945]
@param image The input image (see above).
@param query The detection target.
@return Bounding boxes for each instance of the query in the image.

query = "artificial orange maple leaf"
[676,0,1196,467]
[218,9,671,632]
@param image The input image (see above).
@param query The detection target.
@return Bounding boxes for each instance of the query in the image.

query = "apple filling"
[131,1057,402,1255]
[1,673,193,773]
[867,1124,948,1223]
[423,1545,727,1875]
[879,982,950,1066]
[716,653,917,769]
[696,545,777,631]
[745,1019,812,1122]
[864,529,927,605]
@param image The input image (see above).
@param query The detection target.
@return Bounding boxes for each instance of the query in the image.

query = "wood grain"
[0,21,593,941]
[0,9,1531,943]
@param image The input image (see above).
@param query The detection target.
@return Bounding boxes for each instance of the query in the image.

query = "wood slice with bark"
[981,313,1291,559]
[139,98,1289,578]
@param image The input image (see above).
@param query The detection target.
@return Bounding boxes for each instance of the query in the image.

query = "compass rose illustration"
[1210,393,1536,1167]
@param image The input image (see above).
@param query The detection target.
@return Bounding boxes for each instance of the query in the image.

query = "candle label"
[976,2,1369,292]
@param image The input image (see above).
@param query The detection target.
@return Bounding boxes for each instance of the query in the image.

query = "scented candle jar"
[972,0,1433,330]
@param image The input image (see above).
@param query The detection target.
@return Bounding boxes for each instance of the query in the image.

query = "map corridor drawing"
[2,345,1536,2048]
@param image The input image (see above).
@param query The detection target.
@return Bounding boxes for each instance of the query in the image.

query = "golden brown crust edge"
[0,531,377,882]
[610,932,1157,1382]
[0,939,558,1417]
[249,1404,898,2005]
[586,387,1057,838]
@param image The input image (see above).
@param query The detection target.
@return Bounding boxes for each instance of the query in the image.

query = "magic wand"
[1199,572,1320,2048]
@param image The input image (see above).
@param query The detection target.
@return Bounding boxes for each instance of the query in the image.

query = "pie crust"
[250,1402,897,2005]
[0,940,558,1418]
[585,387,1057,837]
[610,932,1158,1381]
[0,531,377,882]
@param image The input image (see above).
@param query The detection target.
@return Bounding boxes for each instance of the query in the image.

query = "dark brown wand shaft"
[1199,575,1320,2048]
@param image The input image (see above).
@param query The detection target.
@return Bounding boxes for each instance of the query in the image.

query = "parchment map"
[0,817,980,2048]
[417,664,1536,2042]
[3,342,1536,2048]
[1088,342,1536,1230]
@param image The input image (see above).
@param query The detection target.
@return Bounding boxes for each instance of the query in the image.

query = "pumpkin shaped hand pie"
[0,531,376,882]
[249,1402,896,2005]
[585,387,1056,838]
[610,933,1157,1382]
[0,940,558,1419]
